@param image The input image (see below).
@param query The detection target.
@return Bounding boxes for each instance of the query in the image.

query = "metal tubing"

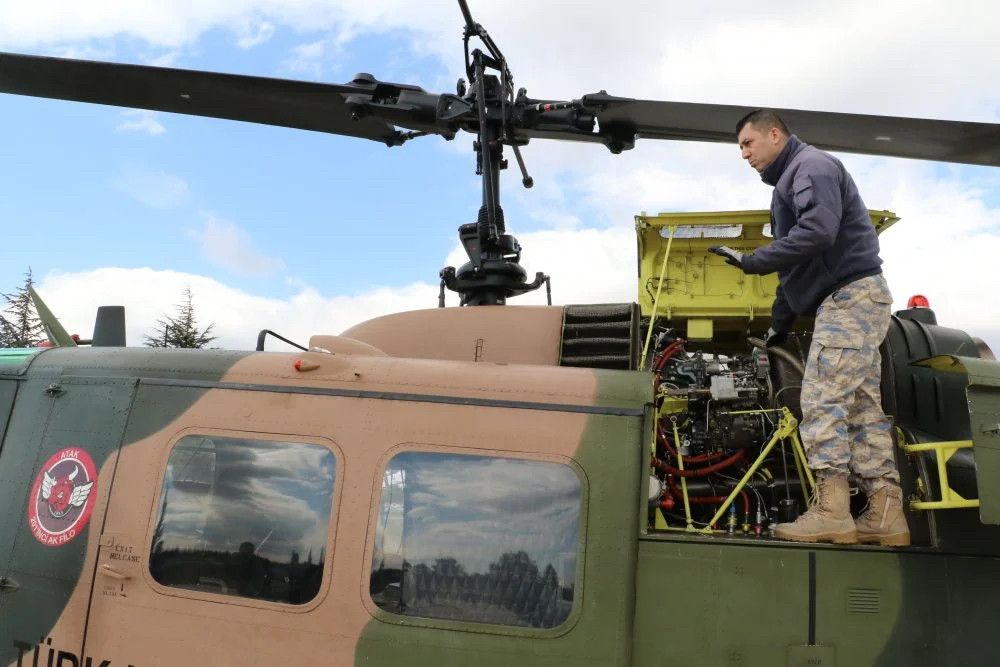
[790,431,816,490]
[791,439,810,508]
[902,440,975,510]
[903,440,973,453]
[788,431,815,506]
[936,443,950,503]
[911,498,980,510]
[640,226,676,369]
[659,526,727,534]
[672,417,694,531]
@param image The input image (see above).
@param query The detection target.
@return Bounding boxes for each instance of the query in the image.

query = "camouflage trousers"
[799,274,900,495]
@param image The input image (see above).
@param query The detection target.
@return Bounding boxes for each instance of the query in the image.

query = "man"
[708,109,910,547]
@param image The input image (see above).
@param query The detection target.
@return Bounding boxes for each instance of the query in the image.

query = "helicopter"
[2,1,1000,666]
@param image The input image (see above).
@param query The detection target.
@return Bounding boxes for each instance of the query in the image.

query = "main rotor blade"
[0,52,405,145]
[589,97,1000,167]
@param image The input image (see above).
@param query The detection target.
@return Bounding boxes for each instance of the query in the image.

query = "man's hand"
[708,245,744,269]
[764,327,787,346]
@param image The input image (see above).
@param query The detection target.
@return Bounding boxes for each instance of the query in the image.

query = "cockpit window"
[662,224,743,239]
[149,435,336,605]
[369,451,582,629]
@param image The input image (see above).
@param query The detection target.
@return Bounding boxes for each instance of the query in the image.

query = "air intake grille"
[560,304,637,370]
[847,588,881,614]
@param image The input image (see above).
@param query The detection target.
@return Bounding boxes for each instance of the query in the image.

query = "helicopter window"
[149,434,336,606]
[369,451,582,630]
[662,224,743,239]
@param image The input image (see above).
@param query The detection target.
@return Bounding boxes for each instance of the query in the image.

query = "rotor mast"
[439,0,548,306]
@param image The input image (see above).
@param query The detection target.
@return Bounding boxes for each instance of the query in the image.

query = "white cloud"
[118,109,166,136]
[190,213,285,276]
[280,39,328,78]
[36,267,439,350]
[50,44,116,61]
[234,18,275,49]
[145,50,182,67]
[110,167,190,208]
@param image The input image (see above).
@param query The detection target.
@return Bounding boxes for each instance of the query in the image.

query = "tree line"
[1,270,217,349]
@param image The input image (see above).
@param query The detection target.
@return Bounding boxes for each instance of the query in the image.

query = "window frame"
[362,442,589,638]
[142,426,344,613]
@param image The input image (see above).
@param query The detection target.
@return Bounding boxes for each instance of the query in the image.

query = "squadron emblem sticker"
[27,447,98,546]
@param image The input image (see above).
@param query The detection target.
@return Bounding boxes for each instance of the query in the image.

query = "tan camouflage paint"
[340,305,565,365]
[29,318,622,667]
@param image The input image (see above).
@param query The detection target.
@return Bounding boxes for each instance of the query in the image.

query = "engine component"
[655,344,768,455]
[647,330,798,534]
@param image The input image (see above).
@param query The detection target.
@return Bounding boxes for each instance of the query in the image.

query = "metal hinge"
[0,576,19,592]
[983,424,1000,435]
[44,383,65,397]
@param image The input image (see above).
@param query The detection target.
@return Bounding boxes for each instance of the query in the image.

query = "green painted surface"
[0,380,17,453]
[814,548,905,666]
[354,368,648,666]
[0,379,54,577]
[0,347,248,667]
[28,285,78,348]
[1,378,135,665]
[633,539,810,666]
[0,348,42,374]
[632,536,1000,667]
[965,372,1000,525]
[911,354,1000,524]
[26,346,252,381]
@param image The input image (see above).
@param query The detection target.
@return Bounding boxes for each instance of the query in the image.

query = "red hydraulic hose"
[666,476,725,503]
[652,344,682,396]
[652,449,744,477]
[653,341,684,371]
[652,341,684,396]
[665,477,751,516]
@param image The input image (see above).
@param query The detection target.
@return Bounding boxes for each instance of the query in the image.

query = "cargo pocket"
[812,327,861,349]
[815,343,844,379]
[869,285,893,304]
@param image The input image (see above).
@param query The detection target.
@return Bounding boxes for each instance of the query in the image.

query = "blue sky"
[1,0,999,350]
[0,27,477,299]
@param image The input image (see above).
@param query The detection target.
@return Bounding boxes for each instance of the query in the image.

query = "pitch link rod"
[510,143,533,188]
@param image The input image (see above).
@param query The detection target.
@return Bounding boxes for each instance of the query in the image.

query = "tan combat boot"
[774,474,857,544]
[856,484,911,547]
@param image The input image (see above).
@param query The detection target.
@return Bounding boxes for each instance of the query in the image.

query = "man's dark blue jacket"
[740,135,883,332]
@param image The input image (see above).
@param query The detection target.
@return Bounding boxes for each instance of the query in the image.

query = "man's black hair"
[736,109,790,137]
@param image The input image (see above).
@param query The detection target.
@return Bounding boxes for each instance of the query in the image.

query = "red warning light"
[907,294,930,309]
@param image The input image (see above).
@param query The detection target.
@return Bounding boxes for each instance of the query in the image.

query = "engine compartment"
[645,328,813,536]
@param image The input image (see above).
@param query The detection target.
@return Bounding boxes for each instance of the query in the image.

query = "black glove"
[764,327,787,346]
[708,245,744,269]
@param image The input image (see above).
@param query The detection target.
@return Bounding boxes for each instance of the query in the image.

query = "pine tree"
[144,286,218,349]
[0,269,45,348]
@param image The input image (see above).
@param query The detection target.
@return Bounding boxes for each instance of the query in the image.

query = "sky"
[1,0,998,352]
